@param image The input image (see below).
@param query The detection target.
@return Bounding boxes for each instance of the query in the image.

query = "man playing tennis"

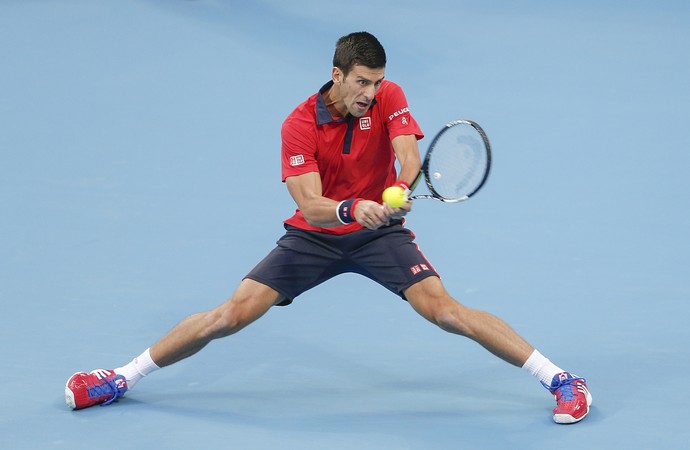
[65,32,591,424]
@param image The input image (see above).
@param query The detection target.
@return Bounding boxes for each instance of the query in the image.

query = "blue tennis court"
[1,1,688,448]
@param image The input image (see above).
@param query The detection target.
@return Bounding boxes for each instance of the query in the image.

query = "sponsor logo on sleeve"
[388,107,410,123]
[289,155,305,166]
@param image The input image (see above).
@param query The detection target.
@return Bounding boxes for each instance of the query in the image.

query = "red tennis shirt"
[281,80,424,235]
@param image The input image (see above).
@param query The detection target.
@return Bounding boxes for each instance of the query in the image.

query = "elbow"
[301,203,342,229]
[300,207,329,228]
[303,214,321,227]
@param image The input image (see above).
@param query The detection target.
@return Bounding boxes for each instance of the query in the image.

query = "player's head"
[333,31,387,76]
[331,32,386,118]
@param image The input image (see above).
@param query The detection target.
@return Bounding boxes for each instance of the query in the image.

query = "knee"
[204,302,249,339]
[206,290,275,339]
[429,299,475,338]
[205,308,239,339]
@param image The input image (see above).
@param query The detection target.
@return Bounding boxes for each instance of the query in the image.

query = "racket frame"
[409,119,492,203]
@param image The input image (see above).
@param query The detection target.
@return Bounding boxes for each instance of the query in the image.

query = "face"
[332,64,385,117]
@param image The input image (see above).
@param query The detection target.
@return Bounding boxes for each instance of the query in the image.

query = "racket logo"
[359,117,371,130]
[289,155,305,166]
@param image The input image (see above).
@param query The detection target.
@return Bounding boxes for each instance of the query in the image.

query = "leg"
[404,276,533,367]
[405,276,592,424]
[120,228,333,380]
[66,279,282,410]
[150,278,283,367]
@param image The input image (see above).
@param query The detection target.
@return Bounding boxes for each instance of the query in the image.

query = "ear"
[332,67,343,85]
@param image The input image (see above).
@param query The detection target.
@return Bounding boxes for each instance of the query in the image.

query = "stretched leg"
[151,278,283,367]
[405,276,592,424]
[404,276,533,367]
[65,279,282,410]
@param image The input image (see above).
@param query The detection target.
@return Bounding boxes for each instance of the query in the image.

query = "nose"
[363,84,376,101]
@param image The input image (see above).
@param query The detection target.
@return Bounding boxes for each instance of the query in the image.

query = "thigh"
[349,225,439,299]
[404,275,456,320]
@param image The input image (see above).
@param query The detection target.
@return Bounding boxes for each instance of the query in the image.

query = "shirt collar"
[316,81,337,125]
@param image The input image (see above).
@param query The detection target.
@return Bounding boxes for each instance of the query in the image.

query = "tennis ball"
[382,186,408,208]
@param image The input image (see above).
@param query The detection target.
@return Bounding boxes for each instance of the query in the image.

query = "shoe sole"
[553,389,593,424]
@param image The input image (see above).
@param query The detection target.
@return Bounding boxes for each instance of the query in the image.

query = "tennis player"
[65,32,591,424]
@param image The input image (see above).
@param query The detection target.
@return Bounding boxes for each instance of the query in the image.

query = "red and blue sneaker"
[543,372,592,424]
[65,369,128,410]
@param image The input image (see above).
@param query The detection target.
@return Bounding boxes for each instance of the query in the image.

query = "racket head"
[412,119,491,202]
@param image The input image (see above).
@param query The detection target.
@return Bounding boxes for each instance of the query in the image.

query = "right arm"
[286,172,391,230]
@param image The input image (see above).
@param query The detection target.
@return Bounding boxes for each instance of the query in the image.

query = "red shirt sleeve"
[379,81,424,141]
[281,103,320,182]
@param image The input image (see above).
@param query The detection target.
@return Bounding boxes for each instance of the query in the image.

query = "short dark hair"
[333,32,386,76]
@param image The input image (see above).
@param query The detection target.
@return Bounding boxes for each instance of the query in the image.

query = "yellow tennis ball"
[382,186,408,208]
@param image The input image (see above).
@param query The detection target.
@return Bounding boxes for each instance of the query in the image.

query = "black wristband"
[337,198,361,224]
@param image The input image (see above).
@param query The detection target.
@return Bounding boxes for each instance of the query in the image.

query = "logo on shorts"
[290,155,305,166]
[359,117,371,130]
[410,263,430,275]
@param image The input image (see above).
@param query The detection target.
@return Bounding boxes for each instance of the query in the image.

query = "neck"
[323,83,347,118]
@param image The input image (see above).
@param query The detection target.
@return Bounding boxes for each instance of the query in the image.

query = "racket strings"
[426,126,489,200]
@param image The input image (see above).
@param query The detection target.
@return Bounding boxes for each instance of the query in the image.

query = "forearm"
[391,134,422,186]
[396,155,421,187]
[285,172,392,231]
[299,196,346,228]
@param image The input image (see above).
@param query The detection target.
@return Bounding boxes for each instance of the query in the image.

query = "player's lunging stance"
[66,32,591,424]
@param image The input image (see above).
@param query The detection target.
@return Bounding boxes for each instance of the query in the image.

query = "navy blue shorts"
[245,222,439,306]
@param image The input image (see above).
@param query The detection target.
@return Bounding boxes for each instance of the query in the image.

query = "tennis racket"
[409,119,491,203]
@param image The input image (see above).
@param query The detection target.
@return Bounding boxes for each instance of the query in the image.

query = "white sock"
[114,348,160,389]
[522,349,565,387]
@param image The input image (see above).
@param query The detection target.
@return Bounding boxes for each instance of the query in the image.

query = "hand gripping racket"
[409,119,492,203]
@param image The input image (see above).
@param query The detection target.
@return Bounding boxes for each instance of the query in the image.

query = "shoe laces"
[541,375,586,401]
[88,370,121,406]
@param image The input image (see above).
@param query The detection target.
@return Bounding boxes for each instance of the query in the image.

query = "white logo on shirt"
[359,117,371,130]
[290,155,305,166]
[388,107,409,121]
